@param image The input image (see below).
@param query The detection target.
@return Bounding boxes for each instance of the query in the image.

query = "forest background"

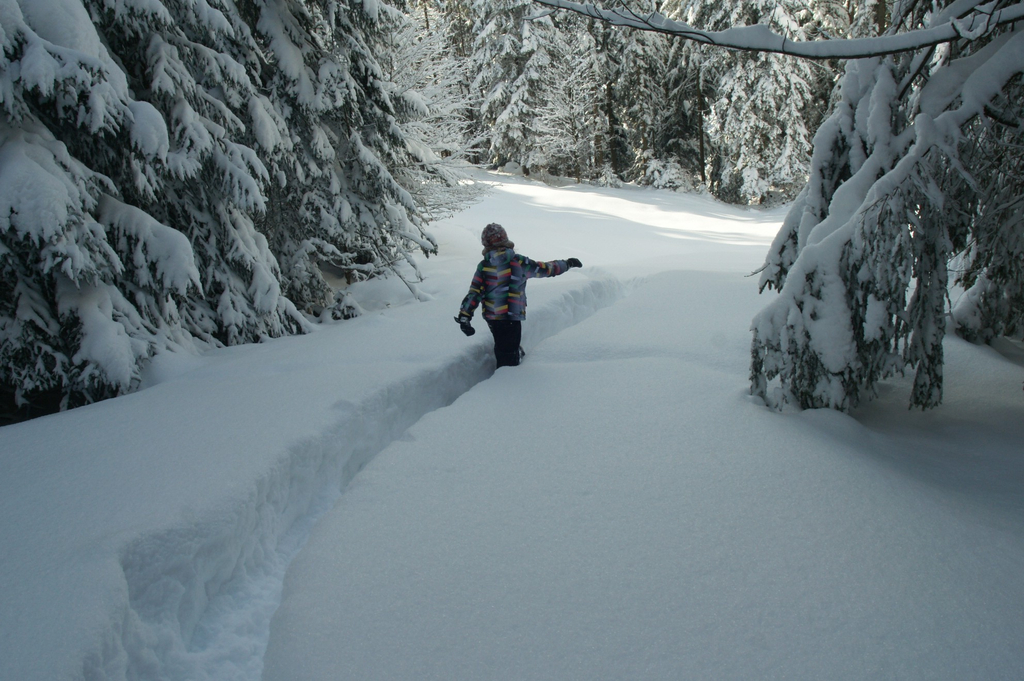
[1,0,1021,420]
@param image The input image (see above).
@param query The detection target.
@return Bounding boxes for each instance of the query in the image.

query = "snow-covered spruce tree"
[379,1,479,222]
[533,14,602,180]
[471,0,560,172]
[0,0,209,413]
[625,35,707,192]
[752,3,1024,410]
[2,0,438,416]
[439,0,478,59]
[669,0,818,203]
[434,0,488,164]
[655,26,709,187]
[88,0,310,346]
[243,0,437,318]
[586,16,631,180]
[947,79,1024,346]
[618,11,671,182]
[534,3,664,183]
[803,0,884,132]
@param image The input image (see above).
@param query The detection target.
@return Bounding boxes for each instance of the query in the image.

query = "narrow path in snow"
[124,274,629,681]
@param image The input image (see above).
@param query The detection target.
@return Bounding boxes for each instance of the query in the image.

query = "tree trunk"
[696,77,707,186]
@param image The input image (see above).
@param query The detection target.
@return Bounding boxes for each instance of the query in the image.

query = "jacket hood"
[485,248,515,266]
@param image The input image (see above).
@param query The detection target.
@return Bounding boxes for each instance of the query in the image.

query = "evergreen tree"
[675,0,818,203]
[439,0,477,59]
[752,0,1024,409]
[381,1,479,222]
[947,80,1024,347]
[534,15,601,180]
[656,5,710,188]
[1,0,438,416]
[435,0,487,164]
[470,0,559,171]
[248,0,437,318]
[619,17,670,181]
[93,0,310,345]
[0,0,258,413]
[586,17,631,180]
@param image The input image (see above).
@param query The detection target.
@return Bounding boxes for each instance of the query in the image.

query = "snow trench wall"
[88,275,627,681]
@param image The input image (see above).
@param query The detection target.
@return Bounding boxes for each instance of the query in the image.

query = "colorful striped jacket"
[459,249,569,321]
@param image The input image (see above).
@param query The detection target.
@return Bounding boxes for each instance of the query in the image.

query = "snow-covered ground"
[2,173,1023,680]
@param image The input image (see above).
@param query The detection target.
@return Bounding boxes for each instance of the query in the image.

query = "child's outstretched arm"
[520,256,583,279]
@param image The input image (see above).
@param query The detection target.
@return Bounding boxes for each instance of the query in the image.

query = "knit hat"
[481,223,514,253]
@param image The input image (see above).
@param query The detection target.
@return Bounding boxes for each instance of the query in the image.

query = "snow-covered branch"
[532,0,1024,59]
[748,13,1024,410]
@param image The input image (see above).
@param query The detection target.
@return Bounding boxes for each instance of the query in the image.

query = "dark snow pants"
[487,320,522,368]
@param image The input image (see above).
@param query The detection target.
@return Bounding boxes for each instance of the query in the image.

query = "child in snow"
[455,223,582,367]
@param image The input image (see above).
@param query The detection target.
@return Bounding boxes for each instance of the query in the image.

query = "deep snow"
[264,270,1024,680]
[1,172,1022,681]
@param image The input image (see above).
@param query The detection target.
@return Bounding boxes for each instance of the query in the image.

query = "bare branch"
[532,0,1024,60]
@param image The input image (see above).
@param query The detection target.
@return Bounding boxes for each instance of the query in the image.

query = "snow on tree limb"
[748,15,1024,410]
[533,0,1024,59]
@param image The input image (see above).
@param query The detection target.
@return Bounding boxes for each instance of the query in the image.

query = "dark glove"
[455,314,475,336]
[566,257,583,269]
